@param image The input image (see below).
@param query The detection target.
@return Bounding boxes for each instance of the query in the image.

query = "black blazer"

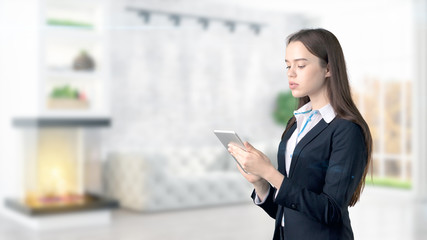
[252,118,367,240]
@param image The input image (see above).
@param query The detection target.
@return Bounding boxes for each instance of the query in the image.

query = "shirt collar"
[294,102,312,115]
[293,102,336,123]
[318,103,336,123]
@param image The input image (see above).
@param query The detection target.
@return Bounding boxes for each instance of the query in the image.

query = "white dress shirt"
[254,102,336,226]
[285,102,336,175]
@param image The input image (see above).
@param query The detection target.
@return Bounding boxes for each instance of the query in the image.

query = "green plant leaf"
[273,91,297,126]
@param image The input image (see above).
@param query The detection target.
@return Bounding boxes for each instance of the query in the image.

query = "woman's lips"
[289,82,299,90]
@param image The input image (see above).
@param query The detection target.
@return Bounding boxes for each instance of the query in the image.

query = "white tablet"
[213,130,248,173]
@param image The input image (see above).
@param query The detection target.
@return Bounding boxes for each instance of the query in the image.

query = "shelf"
[46,69,101,80]
[44,27,103,42]
[13,117,111,128]
[44,0,105,31]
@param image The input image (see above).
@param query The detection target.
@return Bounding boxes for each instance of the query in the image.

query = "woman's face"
[285,41,330,99]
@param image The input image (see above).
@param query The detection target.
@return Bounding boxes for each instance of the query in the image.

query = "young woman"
[228,28,372,240]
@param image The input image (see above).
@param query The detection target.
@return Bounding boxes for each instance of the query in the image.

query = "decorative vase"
[73,50,95,71]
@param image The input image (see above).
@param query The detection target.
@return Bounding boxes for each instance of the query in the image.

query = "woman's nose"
[287,66,296,78]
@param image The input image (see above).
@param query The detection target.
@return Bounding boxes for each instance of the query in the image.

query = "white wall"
[0,0,42,214]
[96,0,305,154]
[413,0,427,200]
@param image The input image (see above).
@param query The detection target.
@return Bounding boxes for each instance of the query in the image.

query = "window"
[353,78,412,189]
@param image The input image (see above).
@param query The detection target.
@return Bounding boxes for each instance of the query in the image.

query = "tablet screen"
[213,130,248,173]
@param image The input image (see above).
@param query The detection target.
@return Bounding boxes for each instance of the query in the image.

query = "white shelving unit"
[39,0,110,118]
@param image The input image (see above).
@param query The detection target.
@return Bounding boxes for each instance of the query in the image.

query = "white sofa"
[103,146,271,212]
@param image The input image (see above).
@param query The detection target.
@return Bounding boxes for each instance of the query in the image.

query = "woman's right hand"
[236,164,270,201]
[235,163,263,183]
[228,142,264,183]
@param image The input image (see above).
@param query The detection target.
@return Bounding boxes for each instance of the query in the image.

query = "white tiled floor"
[0,202,275,240]
[1,187,426,240]
[350,187,427,240]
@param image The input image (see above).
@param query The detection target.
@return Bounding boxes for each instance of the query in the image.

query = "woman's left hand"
[228,142,274,178]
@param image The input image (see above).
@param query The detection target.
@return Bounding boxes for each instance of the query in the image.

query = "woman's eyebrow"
[285,58,309,63]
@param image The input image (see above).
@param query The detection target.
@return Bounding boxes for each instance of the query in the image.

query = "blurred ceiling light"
[127,7,266,35]
[169,15,181,26]
[198,18,209,30]
[250,24,261,35]
[224,21,236,33]
[138,11,150,23]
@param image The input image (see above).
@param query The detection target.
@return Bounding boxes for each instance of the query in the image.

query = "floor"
[0,187,426,240]
[350,187,427,240]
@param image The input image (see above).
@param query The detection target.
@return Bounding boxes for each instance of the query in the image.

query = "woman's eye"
[286,66,291,70]
[298,65,306,69]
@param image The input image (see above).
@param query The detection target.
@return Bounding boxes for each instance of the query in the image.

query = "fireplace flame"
[24,128,86,207]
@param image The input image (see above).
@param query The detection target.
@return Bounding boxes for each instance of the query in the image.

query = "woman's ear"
[325,64,331,78]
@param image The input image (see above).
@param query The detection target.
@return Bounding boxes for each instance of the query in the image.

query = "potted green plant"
[48,85,89,109]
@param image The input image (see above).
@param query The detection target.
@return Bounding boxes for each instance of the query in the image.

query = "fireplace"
[5,117,117,230]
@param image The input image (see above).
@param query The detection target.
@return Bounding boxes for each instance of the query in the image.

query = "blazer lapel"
[288,119,328,178]
[283,123,296,141]
[278,123,296,175]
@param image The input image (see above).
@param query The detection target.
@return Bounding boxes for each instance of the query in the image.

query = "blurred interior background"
[0,0,426,239]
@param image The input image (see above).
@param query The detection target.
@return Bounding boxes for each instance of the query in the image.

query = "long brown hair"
[284,28,372,207]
